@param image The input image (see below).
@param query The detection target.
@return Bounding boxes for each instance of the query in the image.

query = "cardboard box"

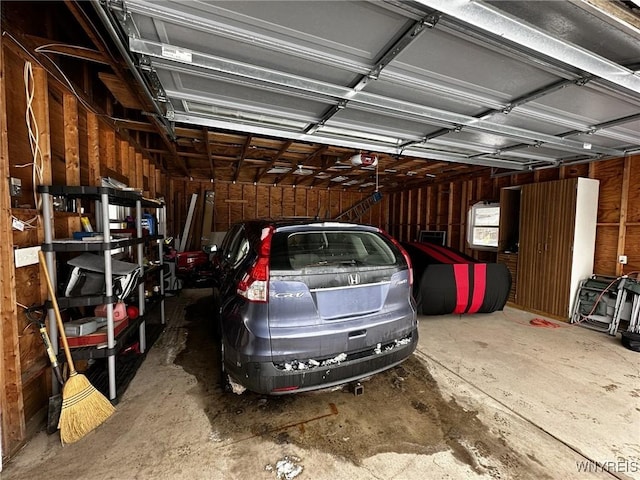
[64,317,102,336]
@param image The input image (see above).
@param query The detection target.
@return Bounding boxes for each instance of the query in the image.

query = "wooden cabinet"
[499,178,599,319]
[497,252,518,303]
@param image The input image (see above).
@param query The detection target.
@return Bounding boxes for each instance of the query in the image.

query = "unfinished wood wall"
[388,156,640,276]
[1,36,168,460]
[166,179,389,251]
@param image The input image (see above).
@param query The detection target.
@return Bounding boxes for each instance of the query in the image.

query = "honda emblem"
[348,273,360,285]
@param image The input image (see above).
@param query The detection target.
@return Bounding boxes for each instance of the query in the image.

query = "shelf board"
[37,185,165,209]
[53,294,116,309]
[61,316,145,360]
[41,236,145,252]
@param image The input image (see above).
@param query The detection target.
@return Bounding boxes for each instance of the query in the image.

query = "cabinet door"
[518,179,577,316]
[518,182,548,312]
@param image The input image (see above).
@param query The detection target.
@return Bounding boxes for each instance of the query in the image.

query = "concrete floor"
[3,292,639,480]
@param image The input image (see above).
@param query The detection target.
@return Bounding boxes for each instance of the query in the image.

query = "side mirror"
[203,244,217,254]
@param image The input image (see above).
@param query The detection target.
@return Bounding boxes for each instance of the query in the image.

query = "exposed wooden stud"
[63,93,80,185]
[616,155,631,276]
[136,151,144,190]
[100,126,116,171]
[1,35,26,456]
[86,112,100,186]
[119,140,129,181]
[447,181,455,248]
[32,66,52,186]
[143,156,150,196]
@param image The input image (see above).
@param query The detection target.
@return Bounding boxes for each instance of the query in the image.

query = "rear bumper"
[225,328,418,395]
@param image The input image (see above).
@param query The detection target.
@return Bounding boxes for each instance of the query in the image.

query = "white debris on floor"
[265,456,304,480]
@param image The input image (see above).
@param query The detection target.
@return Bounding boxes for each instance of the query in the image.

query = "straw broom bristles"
[59,372,115,445]
[39,251,115,445]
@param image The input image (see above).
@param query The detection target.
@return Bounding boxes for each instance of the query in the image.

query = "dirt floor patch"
[175,291,540,477]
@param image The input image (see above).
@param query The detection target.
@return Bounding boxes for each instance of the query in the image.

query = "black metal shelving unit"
[39,185,165,401]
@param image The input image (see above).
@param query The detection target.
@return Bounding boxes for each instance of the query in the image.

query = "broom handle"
[39,251,77,374]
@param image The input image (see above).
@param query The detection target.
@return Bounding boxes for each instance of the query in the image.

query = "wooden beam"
[203,127,215,181]
[616,155,631,276]
[136,151,144,190]
[303,151,353,188]
[120,140,130,182]
[86,112,100,186]
[63,93,80,185]
[255,139,293,182]
[25,35,109,65]
[112,118,157,133]
[0,32,27,456]
[32,66,52,185]
[233,134,253,183]
[276,145,328,185]
[143,156,150,196]
[98,72,144,110]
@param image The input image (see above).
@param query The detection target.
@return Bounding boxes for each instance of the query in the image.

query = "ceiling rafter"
[203,127,215,181]
[233,134,253,183]
[297,152,354,188]
[255,140,293,183]
[273,145,329,185]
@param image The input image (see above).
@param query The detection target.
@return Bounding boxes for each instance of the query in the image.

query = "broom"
[39,251,115,444]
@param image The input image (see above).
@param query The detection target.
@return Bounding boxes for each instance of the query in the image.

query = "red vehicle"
[163,238,214,289]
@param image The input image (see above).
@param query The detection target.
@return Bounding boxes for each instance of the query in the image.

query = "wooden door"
[518,179,577,317]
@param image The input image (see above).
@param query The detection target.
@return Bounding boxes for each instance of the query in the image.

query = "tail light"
[237,226,274,302]
[380,229,413,287]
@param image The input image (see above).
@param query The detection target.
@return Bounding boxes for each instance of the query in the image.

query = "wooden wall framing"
[165,179,388,252]
[388,156,640,275]
[0,35,169,461]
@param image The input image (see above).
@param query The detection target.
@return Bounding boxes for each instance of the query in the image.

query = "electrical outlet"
[14,246,41,268]
[9,177,21,197]
[619,255,628,265]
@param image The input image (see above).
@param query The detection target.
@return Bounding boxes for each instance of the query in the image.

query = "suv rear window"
[270,230,398,270]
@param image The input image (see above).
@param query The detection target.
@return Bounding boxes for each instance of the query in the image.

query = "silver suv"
[212,219,418,394]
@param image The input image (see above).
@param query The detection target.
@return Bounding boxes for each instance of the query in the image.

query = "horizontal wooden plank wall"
[1,36,169,460]
[388,156,640,276]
